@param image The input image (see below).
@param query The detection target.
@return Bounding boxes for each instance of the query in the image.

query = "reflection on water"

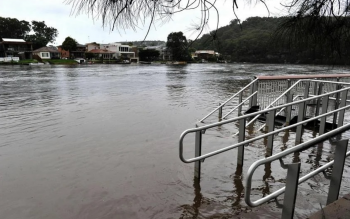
[1,64,350,218]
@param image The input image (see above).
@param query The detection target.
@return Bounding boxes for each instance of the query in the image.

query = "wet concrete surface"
[308,193,350,219]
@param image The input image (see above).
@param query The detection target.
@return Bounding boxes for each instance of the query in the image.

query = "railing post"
[194,130,202,180]
[296,101,306,144]
[282,162,301,219]
[326,139,349,205]
[249,78,258,107]
[252,80,258,106]
[333,84,342,128]
[285,93,293,126]
[237,118,246,166]
[238,92,243,116]
[266,109,276,156]
[218,103,222,120]
[337,90,348,127]
[285,79,292,103]
[304,81,310,99]
[319,95,329,135]
[315,83,324,117]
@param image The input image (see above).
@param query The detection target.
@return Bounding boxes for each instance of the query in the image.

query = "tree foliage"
[139,49,160,61]
[66,0,267,40]
[192,16,350,65]
[25,21,58,50]
[0,17,58,50]
[67,0,350,60]
[62,36,78,57]
[166,32,191,61]
[0,17,31,39]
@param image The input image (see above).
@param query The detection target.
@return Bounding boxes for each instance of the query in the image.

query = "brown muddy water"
[1,63,350,219]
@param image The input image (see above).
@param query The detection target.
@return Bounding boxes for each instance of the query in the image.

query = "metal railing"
[179,82,350,164]
[180,75,350,218]
[245,131,349,219]
[199,75,350,127]
[199,78,258,123]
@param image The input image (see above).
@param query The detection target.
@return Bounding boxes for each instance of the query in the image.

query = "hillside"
[119,40,165,47]
[191,17,350,65]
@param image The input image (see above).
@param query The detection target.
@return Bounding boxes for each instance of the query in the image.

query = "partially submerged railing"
[180,81,350,165]
[245,131,350,218]
[199,78,258,122]
[246,79,350,133]
[180,75,350,218]
[199,74,350,124]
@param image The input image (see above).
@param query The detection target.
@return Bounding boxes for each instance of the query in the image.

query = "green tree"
[139,49,160,61]
[61,37,77,59]
[166,32,191,61]
[25,21,58,49]
[0,17,31,39]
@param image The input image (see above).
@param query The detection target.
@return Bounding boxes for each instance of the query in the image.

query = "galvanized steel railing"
[180,81,350,165]
[199,78,258,123]
[245,131,350,219]
[180,75,350,218]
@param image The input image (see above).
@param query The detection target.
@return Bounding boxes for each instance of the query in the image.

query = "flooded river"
[1,63,350,219]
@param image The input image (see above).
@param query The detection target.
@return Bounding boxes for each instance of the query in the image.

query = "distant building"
[100,43,135,59]
[87,49,114,59]
[85,42,135,59]
[57,44,86,58]
[0,38,33,59]
[86,42,100,52]
[33,46,60,59]
[194,50,219,60]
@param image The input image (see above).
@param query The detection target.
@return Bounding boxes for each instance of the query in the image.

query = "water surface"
[1,63,350,219]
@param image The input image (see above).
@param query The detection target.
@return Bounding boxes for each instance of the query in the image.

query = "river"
[1,63,350,219]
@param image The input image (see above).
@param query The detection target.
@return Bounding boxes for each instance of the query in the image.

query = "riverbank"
[0,59,78,65]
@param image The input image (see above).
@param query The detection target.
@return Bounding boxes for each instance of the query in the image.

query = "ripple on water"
[1,64,350,218]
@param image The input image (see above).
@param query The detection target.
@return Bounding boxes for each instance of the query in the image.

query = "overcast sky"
[0,0,288,45]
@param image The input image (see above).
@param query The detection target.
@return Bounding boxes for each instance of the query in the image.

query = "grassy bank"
[19,59,39,64]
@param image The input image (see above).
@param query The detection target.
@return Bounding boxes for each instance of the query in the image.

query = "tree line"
[0,17,58,50]
[191,16,350,65]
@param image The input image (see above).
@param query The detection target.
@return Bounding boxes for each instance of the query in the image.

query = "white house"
[86,42,100,52]
[100,43,135,59]
[33,46,60,59]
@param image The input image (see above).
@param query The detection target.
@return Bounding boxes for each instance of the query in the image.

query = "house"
[87,49,115,59]
[85,42,136,60]
[0,38,33,59]
[100,43,135,59]
[194,50,219,60]
[86,42,100,52]
[33,46,61,59]
[57,44,86,58]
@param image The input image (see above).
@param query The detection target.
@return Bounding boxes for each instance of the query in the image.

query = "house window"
[42,52,49,57]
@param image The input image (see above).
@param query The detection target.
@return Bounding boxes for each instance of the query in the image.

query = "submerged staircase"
[179,74,350,218]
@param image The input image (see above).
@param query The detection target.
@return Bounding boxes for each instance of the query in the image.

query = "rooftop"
[33,46,59,53]
[2,38,26,43]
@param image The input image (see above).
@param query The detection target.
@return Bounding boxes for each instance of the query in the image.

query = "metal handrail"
[256,95,301,132]
[222,91,258,119]
[245,79,350,128]
[244,79,303,128]
[244,124,350,207]
[179,86,350,163]
[180,103,350,163]
[198,78,258,122]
